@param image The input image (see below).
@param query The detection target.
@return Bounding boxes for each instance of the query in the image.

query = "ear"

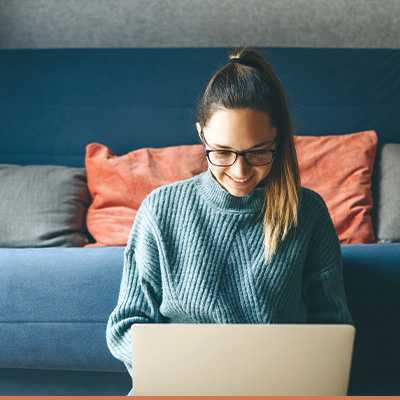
[196,122,202,141]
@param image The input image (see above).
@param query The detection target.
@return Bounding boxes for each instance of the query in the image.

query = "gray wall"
[0,0,399,49]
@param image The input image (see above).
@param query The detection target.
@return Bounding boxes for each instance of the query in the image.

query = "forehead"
[204,109,277,148]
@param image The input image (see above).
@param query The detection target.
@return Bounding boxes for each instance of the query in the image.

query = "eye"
[215,150,233,155]
[248,150,269,155]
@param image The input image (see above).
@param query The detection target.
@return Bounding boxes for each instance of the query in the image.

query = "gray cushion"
[373,144,400,243]
[0,164,90,247]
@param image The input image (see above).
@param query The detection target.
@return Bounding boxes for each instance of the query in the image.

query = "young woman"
[106,48,354,394]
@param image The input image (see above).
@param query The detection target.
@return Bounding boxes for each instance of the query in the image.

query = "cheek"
[263,164,273,176]
[209,164,225,178]
[257,163,274,180]
[209,165,231,187]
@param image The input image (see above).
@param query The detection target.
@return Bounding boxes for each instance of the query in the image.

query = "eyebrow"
[209,140,275,150]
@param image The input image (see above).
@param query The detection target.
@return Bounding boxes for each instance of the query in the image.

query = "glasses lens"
[245,151,273,166]
[207,150,274,166]
[208,150,236,166]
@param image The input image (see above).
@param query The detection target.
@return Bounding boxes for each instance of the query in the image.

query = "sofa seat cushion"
[1,244,399,374]
[341,243,400,371]
[0,246,126,372]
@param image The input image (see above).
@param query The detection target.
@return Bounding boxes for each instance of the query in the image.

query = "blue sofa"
[0,47,399,396]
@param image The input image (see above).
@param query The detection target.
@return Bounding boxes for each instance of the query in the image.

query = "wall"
[0,0,399,49]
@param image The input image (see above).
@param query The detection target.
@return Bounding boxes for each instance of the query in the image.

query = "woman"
[106,48,354,394]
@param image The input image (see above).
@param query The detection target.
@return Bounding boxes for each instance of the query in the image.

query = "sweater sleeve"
[302,192,354,326]
[106,199,164,379]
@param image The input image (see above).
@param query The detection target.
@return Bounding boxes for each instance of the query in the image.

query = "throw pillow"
[86,131,377,247]
[85,143,206,246]
[296,130,377,244]
[373,143,400,243]
[0,165,90,247]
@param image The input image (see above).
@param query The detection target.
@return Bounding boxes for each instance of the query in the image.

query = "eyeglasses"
[201,130,277,167]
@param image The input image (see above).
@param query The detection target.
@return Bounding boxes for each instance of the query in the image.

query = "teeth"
[231,177,250,182]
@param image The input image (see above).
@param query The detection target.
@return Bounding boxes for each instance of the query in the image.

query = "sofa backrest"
[1,47,399,167]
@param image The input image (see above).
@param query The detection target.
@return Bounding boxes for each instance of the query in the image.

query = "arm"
[106,200,164,376]
[302,193,354,325]
[304,259,354,325]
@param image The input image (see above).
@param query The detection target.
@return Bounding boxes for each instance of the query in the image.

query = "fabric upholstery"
[0,368,131,396]
[0,164,90,247]
[86,132,377,246]
[296,131,377,244]
[373,144,400,243]
[1,243,399,396]
[341,243,400,373]
[0,48,398,167]
[85,143,206,246]
[0,247,125,371]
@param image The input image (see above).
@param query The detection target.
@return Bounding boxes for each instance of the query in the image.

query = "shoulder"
[298,187,339,243]
[300,187,329,212]
[127,175,202,249]
[298,188,342,268]
[298,186,335,228]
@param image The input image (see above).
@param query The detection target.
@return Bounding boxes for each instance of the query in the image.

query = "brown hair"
[196,48,301,263]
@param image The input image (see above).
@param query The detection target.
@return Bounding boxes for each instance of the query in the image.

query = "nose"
[230,154,251,177]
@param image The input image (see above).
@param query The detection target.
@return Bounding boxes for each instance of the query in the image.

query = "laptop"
[131,323,355,396]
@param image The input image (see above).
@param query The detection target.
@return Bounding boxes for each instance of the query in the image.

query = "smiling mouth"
[228,175,252,183]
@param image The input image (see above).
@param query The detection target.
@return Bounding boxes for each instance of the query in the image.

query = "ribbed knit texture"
[106,168,354,395]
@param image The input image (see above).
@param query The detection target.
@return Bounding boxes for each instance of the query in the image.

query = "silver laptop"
[131,323,355,396]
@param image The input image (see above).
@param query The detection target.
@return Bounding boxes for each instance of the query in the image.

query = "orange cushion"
[85,130,377,246]
[296,130,377,244]
[85,143,206,246]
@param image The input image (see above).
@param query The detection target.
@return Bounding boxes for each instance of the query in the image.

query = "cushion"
[373,143,400,243]
[296,131,377,244]
[86,131,377,246]
[85,143,206,246]
[0,246,127,372]
[0,165,90,247]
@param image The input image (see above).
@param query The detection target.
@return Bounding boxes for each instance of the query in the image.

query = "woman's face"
[197,108,277,197]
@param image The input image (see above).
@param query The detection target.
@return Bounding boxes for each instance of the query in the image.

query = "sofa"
[0,47,399,396]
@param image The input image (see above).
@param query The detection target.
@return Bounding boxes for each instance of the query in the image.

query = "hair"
[196,48,301,263]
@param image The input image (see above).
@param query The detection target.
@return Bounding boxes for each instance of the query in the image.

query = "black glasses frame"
[200,129,277,167]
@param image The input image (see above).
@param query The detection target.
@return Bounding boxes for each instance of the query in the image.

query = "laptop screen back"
[131,323,355,396]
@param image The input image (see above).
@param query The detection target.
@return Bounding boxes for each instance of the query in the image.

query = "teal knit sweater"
[106,168,353,392]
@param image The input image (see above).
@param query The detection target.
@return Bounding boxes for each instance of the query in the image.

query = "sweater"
[106,168,354,394]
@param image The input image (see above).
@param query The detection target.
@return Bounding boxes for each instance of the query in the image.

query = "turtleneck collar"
[195,168,266,214]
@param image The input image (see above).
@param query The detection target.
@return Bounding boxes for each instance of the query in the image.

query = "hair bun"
[229,57,246,65]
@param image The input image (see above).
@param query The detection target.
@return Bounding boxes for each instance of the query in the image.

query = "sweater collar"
[195,168,266,214]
